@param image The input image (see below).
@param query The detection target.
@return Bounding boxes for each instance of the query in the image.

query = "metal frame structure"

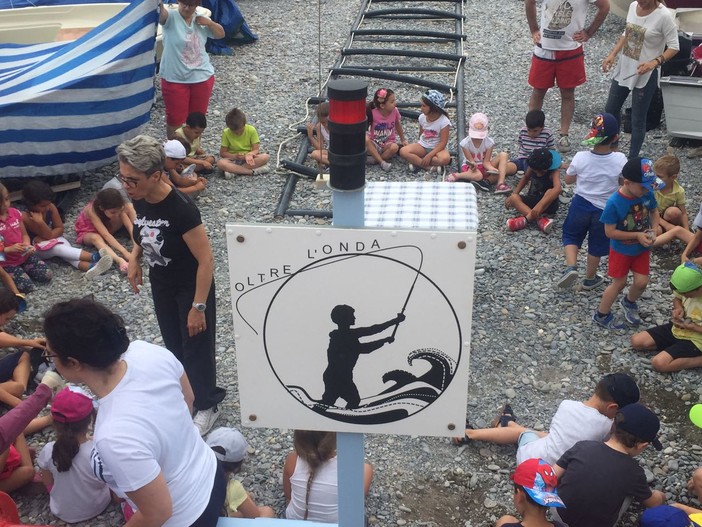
[275,0,467,218]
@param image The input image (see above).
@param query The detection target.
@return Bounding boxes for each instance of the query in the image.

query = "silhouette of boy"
[321,305,405,409]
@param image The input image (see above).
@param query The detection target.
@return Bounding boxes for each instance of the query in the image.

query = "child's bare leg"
[310,150,329,166]
[0,388,22,408]
[380,143,400,161]
[653,226,693,247]
[252,153,270,168]
[505,160,518,177]
[505,194,532,217]
[690,467,702,502]
[664,207,684,226]
[217,159,254,176]
[430,150,451,167]
[366,138,385,164]
[12,352,29,392]
[564,244,579,267]
[0,436,34,493]
[630,328,658,351]
[465,422,526,444]
[598,275,628,315]
[651,350,702,372]
[83,234,126,269]
[400,144,426,166]
[24,415,52,436]
[627,271,649,303]
[488,152,509,186]
[453,168,484,182]
[585,254,602,280]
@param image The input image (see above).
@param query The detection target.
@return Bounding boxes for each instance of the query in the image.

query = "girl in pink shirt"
[366,88,406,172]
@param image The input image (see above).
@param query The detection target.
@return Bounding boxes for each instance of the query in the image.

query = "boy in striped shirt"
[506,110,556,178]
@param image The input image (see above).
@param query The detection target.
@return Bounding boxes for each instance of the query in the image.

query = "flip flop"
[451,419,474,445]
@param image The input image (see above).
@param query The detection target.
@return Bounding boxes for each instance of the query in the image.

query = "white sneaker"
[380,161,392,172]
[193,406,220,436]
[85,254,113,280]
[557,135,571,153]
[252,165,271,176]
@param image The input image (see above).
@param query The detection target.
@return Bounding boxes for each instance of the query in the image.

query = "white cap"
[163,139,186,159]
[206,427,248,463]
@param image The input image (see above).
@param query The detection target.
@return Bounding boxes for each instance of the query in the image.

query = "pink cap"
[469,113,489,139]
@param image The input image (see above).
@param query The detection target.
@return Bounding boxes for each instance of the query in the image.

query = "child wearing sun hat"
[37,386,110,523]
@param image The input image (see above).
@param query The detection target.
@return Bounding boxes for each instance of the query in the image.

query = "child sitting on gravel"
[505,110,556,179]
[553,403,666,527]
[447,112,510,194]
[505,148,561,234]
[216,108,271,177]
[205,427,275,519]
[21,180,113,279]
[651,154,695,249]
[163,139,207,197]
[365,88,406,172]
[175,112,216,174]
[592,157,660,330]
[556,113,626,291]
[399,90,451,176]
[631,262,702,372]
[307,102,330,169]
[495,458,566,527]
[452,373,640,467]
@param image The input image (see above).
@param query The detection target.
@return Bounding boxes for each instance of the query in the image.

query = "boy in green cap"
[630,262,702,372]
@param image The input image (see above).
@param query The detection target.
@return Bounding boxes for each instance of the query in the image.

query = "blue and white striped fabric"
[0,0,158,178]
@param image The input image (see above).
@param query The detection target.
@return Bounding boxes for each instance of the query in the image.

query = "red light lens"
[329,99,366,124]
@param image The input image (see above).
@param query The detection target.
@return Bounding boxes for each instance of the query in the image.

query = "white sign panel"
[226,224,476,437]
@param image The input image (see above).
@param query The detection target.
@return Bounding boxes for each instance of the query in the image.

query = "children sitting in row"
[217,108,271,177]
[400,90,451,175]
[74,189,135,274]
[593,157,660,330]
[366,88,406,172]
[505,148,561,234]
[21,181,113,280]
[448,113,510,194]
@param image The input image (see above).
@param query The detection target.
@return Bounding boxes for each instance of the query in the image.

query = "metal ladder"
[275,0,467,218]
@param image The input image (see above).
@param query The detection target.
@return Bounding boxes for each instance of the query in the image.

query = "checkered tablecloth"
[364,182,478,231]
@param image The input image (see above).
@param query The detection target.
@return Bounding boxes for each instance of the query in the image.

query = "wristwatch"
[192,302,206,312]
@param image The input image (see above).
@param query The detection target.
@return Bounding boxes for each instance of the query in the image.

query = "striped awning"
[0,0,158,177]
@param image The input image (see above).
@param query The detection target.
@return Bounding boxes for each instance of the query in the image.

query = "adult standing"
[159,0,225,139]
[43,297,226,527]
[603,0,679,159]
[526,0,611,153]
[118,134,225,436]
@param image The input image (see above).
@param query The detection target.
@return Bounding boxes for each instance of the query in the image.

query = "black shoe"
[471,179,491,192]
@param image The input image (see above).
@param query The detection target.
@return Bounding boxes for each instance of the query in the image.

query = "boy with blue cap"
[631,262,702,372]
[593,157,660,329]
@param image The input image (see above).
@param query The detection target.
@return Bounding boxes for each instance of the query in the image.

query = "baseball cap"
[422,90,446,110]
[206,427,248,463]
[511,458,565,508]
[616,403,663,450]
[671,262,702,294]
[163,139,186,159]
[640,505,701,527]
[468,113,489,139]
[622,157,658,191]
[528,148,561,172]
[51,387,94,423]
[601,372,640,408]
[582,112,620,146]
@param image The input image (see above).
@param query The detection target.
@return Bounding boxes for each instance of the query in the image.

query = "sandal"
[447,173,458,182]
[491,403,517,428]
[486,168,500,176]
[451,419,474,445]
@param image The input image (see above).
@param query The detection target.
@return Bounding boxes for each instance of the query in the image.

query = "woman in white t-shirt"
[43,297,226,527]
[602,0,678,158]
[283,430,373,523]
[399,89,451,176]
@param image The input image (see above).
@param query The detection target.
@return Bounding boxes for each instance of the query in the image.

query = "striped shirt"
[516,127,556,159]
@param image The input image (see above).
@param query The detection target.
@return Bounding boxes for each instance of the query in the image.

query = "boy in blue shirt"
[593,158,660,329]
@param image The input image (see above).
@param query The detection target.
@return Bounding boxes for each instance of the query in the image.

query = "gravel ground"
[8,0,702,525]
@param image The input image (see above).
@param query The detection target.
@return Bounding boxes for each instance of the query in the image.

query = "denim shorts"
[562,194,609,257]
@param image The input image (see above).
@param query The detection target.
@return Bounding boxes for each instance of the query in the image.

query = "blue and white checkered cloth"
[364,182,478,231]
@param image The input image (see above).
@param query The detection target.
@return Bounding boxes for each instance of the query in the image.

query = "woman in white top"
[283,430,373,522]
[602,0,678,158]
[43,297,226,527]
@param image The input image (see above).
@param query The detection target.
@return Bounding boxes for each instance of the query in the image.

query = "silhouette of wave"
[286,347,455,424]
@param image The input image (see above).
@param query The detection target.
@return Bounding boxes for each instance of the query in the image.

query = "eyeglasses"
[41,349,59,362]
[117,174,142,188]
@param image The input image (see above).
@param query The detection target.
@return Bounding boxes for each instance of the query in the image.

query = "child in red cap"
[496,458,566,527]
[37,387,110,523]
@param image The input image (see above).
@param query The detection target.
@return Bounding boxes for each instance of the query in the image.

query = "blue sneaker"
[592,311,627,330]
[619,296,641,325]
[557,266,578,289]
[582,274,605,291]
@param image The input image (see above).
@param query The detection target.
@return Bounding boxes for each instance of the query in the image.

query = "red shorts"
[608,248,651,279]
[528,48,586,90]
[161,76,215,127]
